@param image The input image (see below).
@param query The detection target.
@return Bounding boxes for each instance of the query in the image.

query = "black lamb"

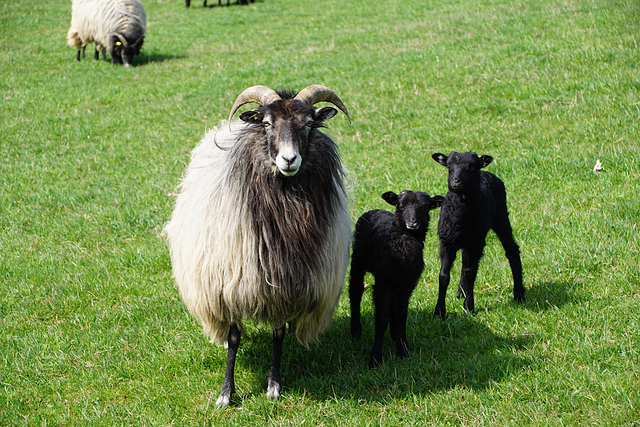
[432,151,525,318]
[349,190,444,367]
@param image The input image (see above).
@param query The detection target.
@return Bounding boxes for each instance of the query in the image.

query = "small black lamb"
[349,190,444,367]
[432,151,525,318]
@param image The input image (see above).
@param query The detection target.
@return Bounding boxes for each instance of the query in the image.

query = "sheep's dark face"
[433,151,493,194]
[382,191,444,233]
[240,100,338,177]
[109,33,144,67]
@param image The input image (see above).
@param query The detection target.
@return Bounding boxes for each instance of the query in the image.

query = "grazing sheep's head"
[228,85,350,177]
[432,151,493,194]
[382,191,444,233]
[109,32,144,67]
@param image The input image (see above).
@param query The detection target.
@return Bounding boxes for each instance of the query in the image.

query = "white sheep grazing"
[164,85,352,408]
[67,0,146,67]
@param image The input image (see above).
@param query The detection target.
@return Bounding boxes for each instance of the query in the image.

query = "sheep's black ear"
[381,191,398,206]
[239,110,263,124]
[315,106,338,123]
[431,195,445,208]
[432,153,448,166]
[480,155,493,168]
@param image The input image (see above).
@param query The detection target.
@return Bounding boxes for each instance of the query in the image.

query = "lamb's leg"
[494,223,525,302]
[460,248,481,315]
[393,295,411,359]
[216,323,241,409]
[349,262,365,338]
[76,49,81,62]
[266,325,285,400]
[369,286,390,368]
[434,245,456,319]
[389,299,398,342]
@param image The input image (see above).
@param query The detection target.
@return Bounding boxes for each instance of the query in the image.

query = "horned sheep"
[164,85,352,408]
[67,0,146,67]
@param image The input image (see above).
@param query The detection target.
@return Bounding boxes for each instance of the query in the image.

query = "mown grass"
[1,0,639,424]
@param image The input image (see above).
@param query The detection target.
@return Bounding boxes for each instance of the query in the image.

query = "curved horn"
[228,85,282,125]
[132,35,144,48]
[110,32,129,46]
[294,85,351,123]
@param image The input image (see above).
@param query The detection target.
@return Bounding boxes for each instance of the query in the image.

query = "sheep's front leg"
[434,245,456,319]
[216,323,241,409]
[369,287,390,368]
[460,249,481,315]
[266,325,286,400]
[393,295,411,359]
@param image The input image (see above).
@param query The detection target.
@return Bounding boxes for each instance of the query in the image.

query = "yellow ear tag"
[116,41,122,46]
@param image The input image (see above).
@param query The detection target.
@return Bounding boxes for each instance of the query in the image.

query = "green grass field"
[2,0,639,424]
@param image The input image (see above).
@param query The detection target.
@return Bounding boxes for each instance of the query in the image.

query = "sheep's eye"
[263,121,271,128]
[305,120,314,128]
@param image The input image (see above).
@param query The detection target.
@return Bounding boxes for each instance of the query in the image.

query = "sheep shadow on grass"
[200,0,263,8]
[195,282,579,405]
[136,52,187,65]
[203,307,534,406]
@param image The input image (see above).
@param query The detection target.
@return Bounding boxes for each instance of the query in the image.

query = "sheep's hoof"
[266,381,281,400]
[215,393,231,409]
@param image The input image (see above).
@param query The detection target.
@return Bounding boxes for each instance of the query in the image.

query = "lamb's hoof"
[463,307,476,317]
[368,353,382,369]
[350,323,362,338]
[433,307,446,319]
[215,393,231,409]
[396,342,410,359]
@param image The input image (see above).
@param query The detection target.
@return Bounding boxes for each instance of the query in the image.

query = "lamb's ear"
[480,155,493,168]
[315,106,338,123]
[430,195,445,209]
[239,110,263,124]
[432,153,448,167]
[381,191,398,206]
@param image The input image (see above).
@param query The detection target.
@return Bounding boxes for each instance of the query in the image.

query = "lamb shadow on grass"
[214,309,533,406]
[521,281,578,312]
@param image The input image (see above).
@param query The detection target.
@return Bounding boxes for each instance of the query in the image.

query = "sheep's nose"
[406,219,419,230]
[282,154,297,166]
